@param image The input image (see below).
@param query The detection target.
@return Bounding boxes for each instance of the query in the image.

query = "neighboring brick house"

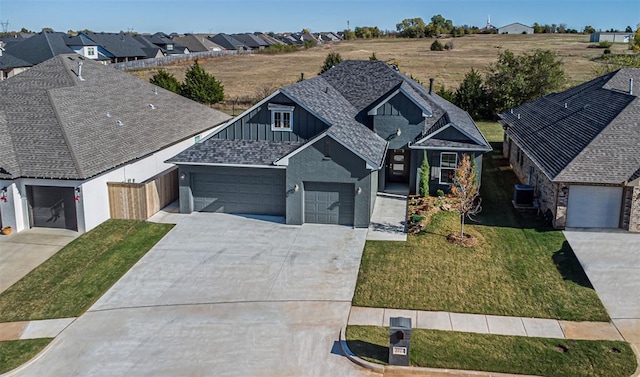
[500,69,640,231]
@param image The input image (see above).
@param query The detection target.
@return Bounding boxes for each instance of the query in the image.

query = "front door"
[387,149,410,183]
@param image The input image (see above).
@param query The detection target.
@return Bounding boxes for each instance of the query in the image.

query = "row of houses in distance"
[0,30,343,80]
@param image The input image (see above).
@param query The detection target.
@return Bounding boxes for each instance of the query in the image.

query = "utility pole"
[347,20,350,31]
[0,20,8,34]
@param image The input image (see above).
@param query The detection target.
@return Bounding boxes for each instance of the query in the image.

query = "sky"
[0,0,638,34]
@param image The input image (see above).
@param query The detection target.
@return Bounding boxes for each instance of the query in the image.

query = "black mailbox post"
[389,317,411,366]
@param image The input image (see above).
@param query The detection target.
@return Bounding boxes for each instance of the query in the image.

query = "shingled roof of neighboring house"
[4,31,75,65]
[172,34,223,52]
[209,34,248,50]
[0,54,231,180]
[82,32,146,59]
[500,68,640,184]
[169,60,488,169]
[0,50,32,70]
[231,33,269,49]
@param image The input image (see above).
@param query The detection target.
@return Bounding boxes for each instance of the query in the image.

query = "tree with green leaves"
[150,69,181,94]
[430,40,444,51]
[396,18,426,38]
[180,60,224,105]
[485,49,565,114]
[583,25,596,34]
[625,26,633,33]
[455,68,488,120]
[420,151,430,197]
[632,28,640,53]
[451,154,481,237]
[319,52,343,74]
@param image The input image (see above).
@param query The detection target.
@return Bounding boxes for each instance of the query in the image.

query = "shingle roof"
[0,50,32,70]
[168,139,302,165]
[0,54,230,180]
[209,34,248,50]
[82,32,146,59]
[501,68,640,184]
[172,35,223,52]
[4,32,75,65]
[231,34,269,48]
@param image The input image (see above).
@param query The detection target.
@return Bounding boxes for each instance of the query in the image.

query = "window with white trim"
[87,47,95,56]
[439,152,457,184]
[269,104,294,131]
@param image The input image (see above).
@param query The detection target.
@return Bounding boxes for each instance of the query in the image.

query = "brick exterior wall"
[626,186,640,232]
[505,138,565,228]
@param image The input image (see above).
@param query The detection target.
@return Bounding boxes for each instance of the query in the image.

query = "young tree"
[180,59,224,105]
[420,151,430,197]
[369,52,378,60]
[150,69,181,94]
[319,52,343,74]
[451,154,481,237]
[430,40,444,51]
[455,68,488,120]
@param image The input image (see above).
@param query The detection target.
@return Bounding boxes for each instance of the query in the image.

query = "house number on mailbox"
[392,346,407,356]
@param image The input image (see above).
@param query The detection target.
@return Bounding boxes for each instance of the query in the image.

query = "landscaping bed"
[0,220,173,322]
[346,326,637,377]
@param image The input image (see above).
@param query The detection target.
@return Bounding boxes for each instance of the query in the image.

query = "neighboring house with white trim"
[0,54,230,233]
[168,61,491,227]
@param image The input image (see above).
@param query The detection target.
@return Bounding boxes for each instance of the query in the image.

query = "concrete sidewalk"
[367,184,409,242]
[348,306,623,341]
[0,318,76,341]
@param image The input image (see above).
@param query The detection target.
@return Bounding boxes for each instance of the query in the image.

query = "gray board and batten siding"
[372,91,426,150]
[212,93,329,142]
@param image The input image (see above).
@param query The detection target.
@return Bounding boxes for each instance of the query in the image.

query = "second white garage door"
[566,185,623,228]
[304,182,354,225]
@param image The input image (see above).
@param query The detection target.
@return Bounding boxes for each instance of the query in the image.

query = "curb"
[339,326,540,377]
[630,343,640,377]
[0,336,61,377]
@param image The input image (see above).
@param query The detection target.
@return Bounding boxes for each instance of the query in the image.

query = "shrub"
[180,59,224,105]
[420,151,430,197]
[259,44,299,54]
[149,69,180,94]
[598,41,613,48]
[436,189,445,197]
[603,49,612,55]
[444,40,454,50]
[430,40,444,51]
[319,52,344,74]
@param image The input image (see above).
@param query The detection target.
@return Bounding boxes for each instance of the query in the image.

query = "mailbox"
[389,317,411,366]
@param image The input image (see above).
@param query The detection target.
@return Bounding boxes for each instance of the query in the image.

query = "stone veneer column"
[554,184,568,229]
[629,186,640,233]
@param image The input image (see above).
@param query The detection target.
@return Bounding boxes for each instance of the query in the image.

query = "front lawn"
[346,326,637,377]
[0,338,53,374]
[352,129,609,321]
[0,220,173,322]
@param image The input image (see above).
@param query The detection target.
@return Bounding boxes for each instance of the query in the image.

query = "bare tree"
[451,154,482,237]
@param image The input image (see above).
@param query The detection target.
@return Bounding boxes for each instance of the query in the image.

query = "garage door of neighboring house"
[191,167,285,215]
[567,185,623,228]
[304,182,354,225]
[26,186,78,231]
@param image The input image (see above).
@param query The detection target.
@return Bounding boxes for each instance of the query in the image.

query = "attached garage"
[26,186,78,231]
[191,167,285,215]
[566,185,623,228]
[304,182,354,225]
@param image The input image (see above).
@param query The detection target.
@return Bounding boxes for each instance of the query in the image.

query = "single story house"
[0,54,230,233]
[168,60,491,227]
[498,23,534,34]
[590,32,633,43]
[500,68,640,231]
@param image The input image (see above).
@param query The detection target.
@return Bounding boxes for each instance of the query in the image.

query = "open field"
[130,34,630,113]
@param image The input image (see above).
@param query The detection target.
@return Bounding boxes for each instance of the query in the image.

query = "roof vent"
[116,120,124,126]
[106,112,111,118]
[77,61,85,81]
[630,78,634,95]
[148,103,156,109]
[154,87,158,95]
[517,113,521,120]
[564,102,568,108]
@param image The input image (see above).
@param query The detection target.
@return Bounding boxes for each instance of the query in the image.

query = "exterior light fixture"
[74,187,81,201]
[0,187,7,202]
[180,173,186,181]
[356,187,362,195]
[294,184,299,192]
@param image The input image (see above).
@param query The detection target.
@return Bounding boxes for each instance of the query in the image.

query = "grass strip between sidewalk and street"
[347,326,637,377]
[0,220,173,323]
[0,338,53,374]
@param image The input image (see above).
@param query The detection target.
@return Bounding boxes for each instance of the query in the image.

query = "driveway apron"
[13,213,376,376]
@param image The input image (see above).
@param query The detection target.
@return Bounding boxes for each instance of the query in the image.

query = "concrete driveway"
[0,228,77,294]
[13,212,376,376]
[564,229,640,353]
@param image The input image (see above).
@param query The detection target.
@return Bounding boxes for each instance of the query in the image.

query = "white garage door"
[566,185,623,228]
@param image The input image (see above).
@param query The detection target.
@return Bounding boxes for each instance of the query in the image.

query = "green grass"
[346,326,637,377]
[0,220,173,322]
[353,137,609,321]
[0,338,53,374]
[476,121,504,143]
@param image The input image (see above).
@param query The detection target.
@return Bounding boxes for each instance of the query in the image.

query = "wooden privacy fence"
[108,168,178,220]
[111,50,252,71]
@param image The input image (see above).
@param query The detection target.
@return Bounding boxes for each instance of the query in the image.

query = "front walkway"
[348,306,623,341]
[367,184,409,242]
[0,228,78,293]
[0,318,76,341]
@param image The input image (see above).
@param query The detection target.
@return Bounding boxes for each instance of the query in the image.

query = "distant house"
[500,69,640,231]
[254,33,284,46]
[0,54,231,234]
[131,35,165,59]
[65,34,108,61]
[209,33,250,50]
[172,34,223,52]
[498,23,534,34]
[590,32,633,43]
[81,32,147,63]
[231,33,269,50]
[4,31,75,65]
[0,48,31,80]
